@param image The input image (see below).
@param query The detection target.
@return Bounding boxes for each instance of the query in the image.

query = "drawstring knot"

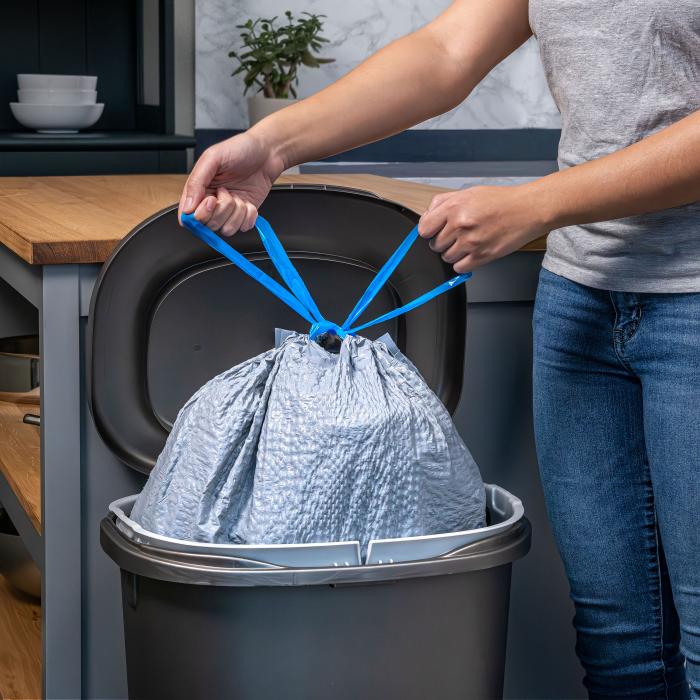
[309,320,348,340]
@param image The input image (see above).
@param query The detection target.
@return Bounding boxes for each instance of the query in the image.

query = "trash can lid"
[88,185,467,474]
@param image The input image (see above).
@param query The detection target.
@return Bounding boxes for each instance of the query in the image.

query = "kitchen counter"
[0,174,547,265]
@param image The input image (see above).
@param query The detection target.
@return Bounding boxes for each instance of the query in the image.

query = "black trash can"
[89,186,531,700]
[101,484,529,700]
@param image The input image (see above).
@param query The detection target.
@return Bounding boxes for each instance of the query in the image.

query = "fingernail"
[184,196,193,211]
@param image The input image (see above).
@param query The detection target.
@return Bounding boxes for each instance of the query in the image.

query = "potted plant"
[229,11,334,126]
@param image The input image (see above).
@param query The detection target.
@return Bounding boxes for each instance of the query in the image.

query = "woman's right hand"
[178,130,286,235]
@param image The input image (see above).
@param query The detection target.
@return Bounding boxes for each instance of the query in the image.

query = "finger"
[441,240,470,265]
[207,188,237,231]
[426,192,452,213]
[220,204,246,237]
[418,203,449,239]
[193,195,217,224]
[240,202,258,231]
[454,255,478,275]
[178,147,220,222]
[429,224,460,254]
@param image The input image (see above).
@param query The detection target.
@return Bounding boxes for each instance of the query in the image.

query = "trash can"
[89,185,531,700]
[101,483,529,700]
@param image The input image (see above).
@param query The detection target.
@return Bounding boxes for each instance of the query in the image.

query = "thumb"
[178,148,220,223]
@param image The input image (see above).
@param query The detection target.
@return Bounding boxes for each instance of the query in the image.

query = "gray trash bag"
[130,332,486,552]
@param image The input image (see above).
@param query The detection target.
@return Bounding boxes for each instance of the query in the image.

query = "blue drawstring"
[180,212,471,341]
[346,272,471,334]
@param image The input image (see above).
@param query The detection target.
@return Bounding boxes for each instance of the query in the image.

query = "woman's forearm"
[532,108,700,229]
[251,0,532,168]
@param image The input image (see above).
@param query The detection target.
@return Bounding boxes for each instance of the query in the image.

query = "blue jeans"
[533,268,700,700]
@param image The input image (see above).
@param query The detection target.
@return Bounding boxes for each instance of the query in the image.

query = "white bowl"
[18,89,97,105]
[17,74,97,90]
[10,103,105,133]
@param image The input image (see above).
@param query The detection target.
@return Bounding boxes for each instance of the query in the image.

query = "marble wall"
[195,0,561,131]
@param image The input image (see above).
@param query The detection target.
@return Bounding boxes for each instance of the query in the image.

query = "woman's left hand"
[418,184,550,273]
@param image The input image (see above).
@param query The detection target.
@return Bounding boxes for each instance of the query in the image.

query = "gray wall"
[194,0,560,131]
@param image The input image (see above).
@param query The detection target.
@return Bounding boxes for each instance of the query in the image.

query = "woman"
[180,1,700,697]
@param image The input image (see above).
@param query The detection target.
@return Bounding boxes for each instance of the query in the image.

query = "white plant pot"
[247,96,297,126]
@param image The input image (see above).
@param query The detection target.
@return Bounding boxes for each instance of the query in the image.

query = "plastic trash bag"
[130,213,486,551]
[131,330,485,551]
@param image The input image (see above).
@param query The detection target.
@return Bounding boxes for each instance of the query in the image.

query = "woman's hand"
[418,184,549,273]
[178,130,286,235]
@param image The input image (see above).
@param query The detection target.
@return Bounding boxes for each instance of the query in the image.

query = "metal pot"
[0,334,39,404]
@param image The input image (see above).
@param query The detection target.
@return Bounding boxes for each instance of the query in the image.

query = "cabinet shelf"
[0,401,41,534]
[0,130,195,152]
[0,576,42,700]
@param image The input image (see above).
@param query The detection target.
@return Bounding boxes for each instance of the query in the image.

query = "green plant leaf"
[230,10,334,94]
[301,50,318,67]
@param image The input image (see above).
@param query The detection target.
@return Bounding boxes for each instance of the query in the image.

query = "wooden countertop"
[0,173,546,265]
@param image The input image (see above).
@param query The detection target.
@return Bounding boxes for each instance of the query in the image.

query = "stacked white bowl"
[10,75,104,134]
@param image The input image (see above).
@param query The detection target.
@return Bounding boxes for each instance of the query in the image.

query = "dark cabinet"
[0,0,194,175]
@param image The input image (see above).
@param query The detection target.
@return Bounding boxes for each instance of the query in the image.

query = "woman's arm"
[255,0,532,169]
[419,109,700,273]
[180,0,532,230]
[535,108,700,227]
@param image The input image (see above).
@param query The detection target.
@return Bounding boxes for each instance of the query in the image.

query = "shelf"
[0,576,42,700]
[0,401,41,534]
[0,130,195,152]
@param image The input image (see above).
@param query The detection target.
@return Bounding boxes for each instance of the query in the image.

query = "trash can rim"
[101,484,531,588]
[108,483,523,568]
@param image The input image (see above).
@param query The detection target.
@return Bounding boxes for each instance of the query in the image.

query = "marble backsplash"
[196,0,561,131]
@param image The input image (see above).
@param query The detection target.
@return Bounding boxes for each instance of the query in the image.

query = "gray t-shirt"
[529,0,700,292]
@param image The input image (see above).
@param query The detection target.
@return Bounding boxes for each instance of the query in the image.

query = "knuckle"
[468,232,484,248]
[455,211,473,228]
[458,229,475,246]
[429,194,445,209]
